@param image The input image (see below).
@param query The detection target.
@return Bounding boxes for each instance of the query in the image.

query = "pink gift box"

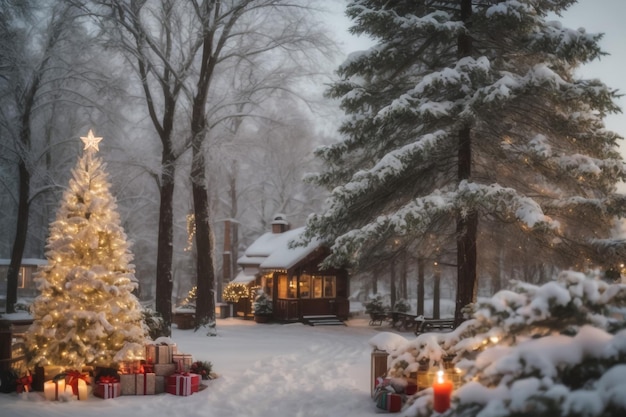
[94,382,121,399]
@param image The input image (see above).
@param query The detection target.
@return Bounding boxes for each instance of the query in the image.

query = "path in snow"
[0,317,398,417]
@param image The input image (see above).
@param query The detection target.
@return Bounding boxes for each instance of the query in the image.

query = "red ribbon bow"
[66,370,90,395]
[98,375,119,384]
[16,374,32,393]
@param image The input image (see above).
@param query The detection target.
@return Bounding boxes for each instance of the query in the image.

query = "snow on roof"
[231,270,256,284]
[238,226,322,271]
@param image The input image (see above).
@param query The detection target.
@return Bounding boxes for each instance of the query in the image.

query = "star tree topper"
[80,129,103,152]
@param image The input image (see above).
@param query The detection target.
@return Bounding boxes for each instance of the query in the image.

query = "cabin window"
[264,275,274,299]
[278,274,288,298]
[288,276,297,298]
[324,276,335,297]
[278,274,297,298]
[312,275,336,298]
[299,274,311,298]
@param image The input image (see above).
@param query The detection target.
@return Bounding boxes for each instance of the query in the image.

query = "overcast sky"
[561,1,626,151]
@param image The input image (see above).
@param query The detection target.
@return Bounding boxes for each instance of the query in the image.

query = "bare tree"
[78,0,335,335]
[79,0,209,334]
[0,2,92,313]
[181,0,335,334]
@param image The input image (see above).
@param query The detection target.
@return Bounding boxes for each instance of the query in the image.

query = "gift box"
[136,373,156,395]
[120,374,136,395]
[375,392,403,412]
[34,365,65,391]
[120,373,156,395]
[94,376,121,399]
[118,360,142,375]
[172,353,193,372]
[146,343,175,365]
[65,370,91,400]
[43,377,66,401]
[155,375,166,394]
[153,363,177,377]
[374,379,404,413]
[16,373,32,393]
[141,359,154,374]
[166,373,200,396]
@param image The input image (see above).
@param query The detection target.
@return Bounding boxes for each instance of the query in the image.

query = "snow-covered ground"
[0,315,402,417]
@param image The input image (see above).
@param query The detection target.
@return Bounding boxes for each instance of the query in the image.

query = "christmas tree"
[25,130,147,369]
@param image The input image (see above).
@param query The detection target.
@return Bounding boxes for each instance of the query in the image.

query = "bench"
[390,312,419,332]
[414,318,455,335]
[368,312,389,326]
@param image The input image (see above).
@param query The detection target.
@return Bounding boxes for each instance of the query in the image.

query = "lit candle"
[432,370,453,413]
[57,379,66,399]
[77,379,88,400]
[43,381,54,401]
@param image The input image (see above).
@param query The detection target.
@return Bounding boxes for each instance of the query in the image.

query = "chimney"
[271,213,289,234]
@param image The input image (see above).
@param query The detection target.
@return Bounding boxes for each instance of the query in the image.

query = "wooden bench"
[414,318,455,335]
[368,312,389,326]
[390,312,419,332]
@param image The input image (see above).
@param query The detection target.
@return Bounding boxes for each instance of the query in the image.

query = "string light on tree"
[185,213,196,252]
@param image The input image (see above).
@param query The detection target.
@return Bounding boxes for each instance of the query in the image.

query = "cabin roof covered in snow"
[237,226,321,271]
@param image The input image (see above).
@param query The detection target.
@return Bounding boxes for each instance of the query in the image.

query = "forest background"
[2,0,626,332]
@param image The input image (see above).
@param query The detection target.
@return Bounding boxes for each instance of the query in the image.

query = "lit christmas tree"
[25,130,147,369]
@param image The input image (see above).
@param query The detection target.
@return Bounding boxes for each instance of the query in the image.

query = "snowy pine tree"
[388,271,626,417]
[301,0,626,320]
[25,130,146,369]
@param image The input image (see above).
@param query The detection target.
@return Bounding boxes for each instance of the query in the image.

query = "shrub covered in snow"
[365,294,390,318]
[390,271,626,417]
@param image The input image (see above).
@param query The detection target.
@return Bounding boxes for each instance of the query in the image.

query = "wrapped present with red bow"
[172,353,193,372]
[43,374,67,401]
[65,370,91,400]
[16,372,32,393]
[118,360,142,375]
[141,358,154,374]
[373,378,405,413]
[94,375,121,399]
[166,372,200,396]
[119,366,156,395]
[145,342,176,365]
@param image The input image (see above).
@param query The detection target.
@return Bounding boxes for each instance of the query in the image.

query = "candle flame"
[437,370,444,384]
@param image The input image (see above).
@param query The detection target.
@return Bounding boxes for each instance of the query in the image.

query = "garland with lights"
[222,283,251,303]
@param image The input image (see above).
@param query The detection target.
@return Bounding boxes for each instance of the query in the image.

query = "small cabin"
[0,258,46,312]
[236,215,349,322]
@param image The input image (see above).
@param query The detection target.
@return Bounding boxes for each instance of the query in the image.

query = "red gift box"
[65,370,91,400]
[16,373,32,393]
[94,377,121,399]
[166,373,200,396]
[375,392,403,412]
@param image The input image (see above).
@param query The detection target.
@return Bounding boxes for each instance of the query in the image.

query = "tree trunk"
[191,147,217,334]
[416,256,425,316]
[6,161,30,314]
[400,250,408,300]
[389,260,396,310]
[155,167,175,336]
[189,32,217,333]
[455,0,478,325]
[433,262,441,319]
[229,168,239,287]
[371,272,378,295]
